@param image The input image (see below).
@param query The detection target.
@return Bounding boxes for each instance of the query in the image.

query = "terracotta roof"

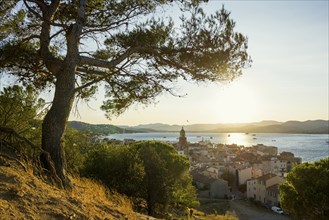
[255,173,277,181]
[190,170,217,184]
[266,184,280,194]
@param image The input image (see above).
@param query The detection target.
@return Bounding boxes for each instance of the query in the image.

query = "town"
[108,127,302,214]
[173,127,301,209]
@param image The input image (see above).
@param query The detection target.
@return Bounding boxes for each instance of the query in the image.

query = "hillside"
[0,157,155,220]
[68,120,328,134]
[0,126,237,220]
[229,120,329,134]
[117,121,283,132]
[67,121,150,135]
[0,156,238,220]
[120,120,328,134]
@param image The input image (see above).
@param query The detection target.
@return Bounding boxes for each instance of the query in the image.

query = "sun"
[212,82,262,123]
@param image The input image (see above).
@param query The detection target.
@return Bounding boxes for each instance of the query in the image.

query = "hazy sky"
[5,0,325,126]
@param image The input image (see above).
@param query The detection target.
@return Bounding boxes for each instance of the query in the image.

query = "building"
[246,173,285,206]
[266,184,281,207]
[237,166,252,185]
[178,127,187,147]
[261,159,288,177]
[210,179,231,199]
[192,171,230,199]
[253,144,278,156]
[176,127,189,156]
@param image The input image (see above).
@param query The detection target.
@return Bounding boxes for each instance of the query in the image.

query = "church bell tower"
[178,127,187,147]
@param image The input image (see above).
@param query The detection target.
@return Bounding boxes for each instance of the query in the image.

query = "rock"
[68,213,76,219]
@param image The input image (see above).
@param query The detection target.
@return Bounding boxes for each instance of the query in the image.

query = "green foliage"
[221,170,235,186]
[0,0,251,117]
[238,184,246,193]
[83,141,199,217]
[82,143,145,196]
[0,0,251,187]
[279,158,329,220]
[62,127,92,175]
[0,85,46,135]
[68,121,127,135]
[0,1,23,41]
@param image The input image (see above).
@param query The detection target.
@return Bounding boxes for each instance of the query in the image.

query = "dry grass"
[187,209,237,220]
[70,177,135,219]
[0,157,146,220]
[193,213,237,220]
[0,157,235,220]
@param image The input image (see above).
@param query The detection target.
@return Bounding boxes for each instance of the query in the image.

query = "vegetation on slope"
[280,157,329,219]
[1,0,251,188]
[0,84,236,219]
[0,157,138,219]
[83,141,199,217]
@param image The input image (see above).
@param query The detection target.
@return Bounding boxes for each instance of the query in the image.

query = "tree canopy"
[0,85,46,134]
[279,158,329,220]
[83,141,198,217]
[1,0,250,115]
[0,0,251,187]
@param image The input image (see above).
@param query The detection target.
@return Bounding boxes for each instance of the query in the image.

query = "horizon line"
[69,119,329,126]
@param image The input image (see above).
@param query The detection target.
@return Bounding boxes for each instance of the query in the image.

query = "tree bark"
[41,66,76,188]
[39,0,83,187]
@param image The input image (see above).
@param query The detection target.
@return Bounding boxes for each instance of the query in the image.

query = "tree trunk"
[147,194,155,216]
[41,67,75,188]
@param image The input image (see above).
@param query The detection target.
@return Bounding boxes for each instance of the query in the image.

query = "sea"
[108,132,329,162]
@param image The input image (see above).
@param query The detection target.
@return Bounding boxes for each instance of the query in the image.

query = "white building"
[247,173,285,205]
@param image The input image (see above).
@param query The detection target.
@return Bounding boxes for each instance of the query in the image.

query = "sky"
[2,0,327,126]
[70,0,329,126]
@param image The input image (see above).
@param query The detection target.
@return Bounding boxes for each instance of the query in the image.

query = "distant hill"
[122,123,181,132]
[120,120,328,134]
[120,120,283,132]
[68,120,328,134]
[68,121,144,135]
[249,120,329,134]
[119,121,283,132]
[210,120,328,134]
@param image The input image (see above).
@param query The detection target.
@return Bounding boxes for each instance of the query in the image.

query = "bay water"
[108,132,329,162]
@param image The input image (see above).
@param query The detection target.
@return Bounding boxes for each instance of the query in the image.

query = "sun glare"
[225,133,252,146]
[213,83,262,123]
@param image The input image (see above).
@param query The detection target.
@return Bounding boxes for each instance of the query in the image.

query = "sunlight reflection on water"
[224,133,252,146]
[109,132,329,162]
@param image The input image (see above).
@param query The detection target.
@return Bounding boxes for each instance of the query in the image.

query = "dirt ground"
[0,157,153,220]
[229,199,291,220]
[198,198,231,215]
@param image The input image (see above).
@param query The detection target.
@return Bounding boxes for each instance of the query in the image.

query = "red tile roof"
[255,173,277,181]
[266,184,280,193]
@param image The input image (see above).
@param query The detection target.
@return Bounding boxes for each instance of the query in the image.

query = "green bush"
[280,158,329,219]
[82,141,199,217]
